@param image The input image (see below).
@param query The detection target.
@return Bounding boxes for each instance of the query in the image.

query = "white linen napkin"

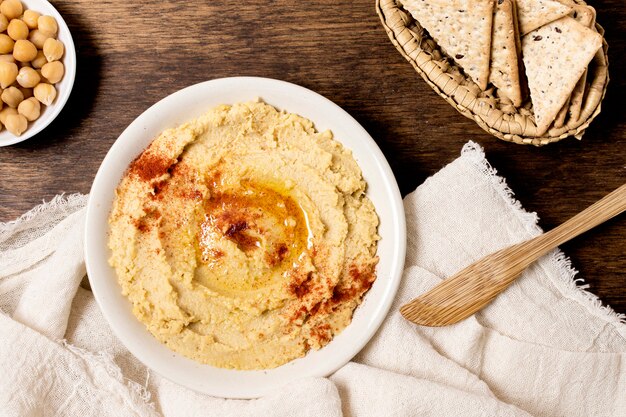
[1,142,624,417]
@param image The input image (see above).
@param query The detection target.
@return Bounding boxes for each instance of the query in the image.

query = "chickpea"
[28,29,48,49]
[17,96,39,121]
[16,66,40,88]
[34,68,44,82]
[33,82,55,105]
[43,38,63,62]
[0,61,18,88]
[22,10,41,30]
[31,50,46,68]
[0,14,8,32]
[0,54,15,63]
[7,19,29,40]
[37,15,57,38]
[0,106,17,124]
[0,34,15,54]
[5,113,27,136]
[41,61,63,84]
[0,0,23,20]
[2,86,23,108]
[13,39,37,62]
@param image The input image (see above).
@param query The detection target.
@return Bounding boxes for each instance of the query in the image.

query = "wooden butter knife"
[401,183,626,327]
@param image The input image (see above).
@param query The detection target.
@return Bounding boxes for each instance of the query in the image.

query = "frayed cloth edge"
[460,141,626,335]
[0,193,88,235]
[61,340,160,417]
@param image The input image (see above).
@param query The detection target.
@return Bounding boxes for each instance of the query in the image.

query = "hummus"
[108,101,379,370]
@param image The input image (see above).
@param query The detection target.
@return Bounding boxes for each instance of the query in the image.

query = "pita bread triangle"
[567,5,596,122]
[522,16,602,135]
[516,0,572,35]
[401,0,495,90]
[553,94,571,128]
[489,0,522,106]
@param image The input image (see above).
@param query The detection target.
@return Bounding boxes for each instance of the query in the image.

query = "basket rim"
[376,0,609,146]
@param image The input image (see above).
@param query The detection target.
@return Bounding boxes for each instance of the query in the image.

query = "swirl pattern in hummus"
[108,101,379,369]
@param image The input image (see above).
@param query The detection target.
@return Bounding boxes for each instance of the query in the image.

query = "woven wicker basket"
[376,0,609,146]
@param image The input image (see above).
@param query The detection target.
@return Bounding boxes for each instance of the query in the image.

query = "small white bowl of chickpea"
[0,0,75,146]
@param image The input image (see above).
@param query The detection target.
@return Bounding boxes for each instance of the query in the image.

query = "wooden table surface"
[0,0,624,313]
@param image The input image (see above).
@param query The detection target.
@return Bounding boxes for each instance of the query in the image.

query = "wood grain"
[0,0,624,314]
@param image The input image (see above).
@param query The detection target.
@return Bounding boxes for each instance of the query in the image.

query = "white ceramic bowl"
[85,77,406,399]
[0,0,76,147]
